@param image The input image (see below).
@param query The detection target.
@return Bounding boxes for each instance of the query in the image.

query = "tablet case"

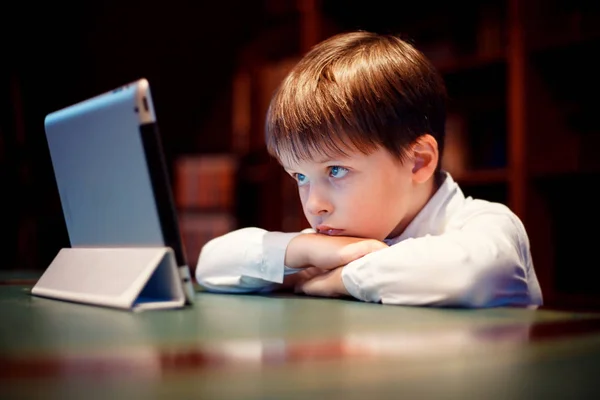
[34,78,194,310]
[31,247,185,311]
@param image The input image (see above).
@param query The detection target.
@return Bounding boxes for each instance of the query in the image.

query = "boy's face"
[280,145,422,241]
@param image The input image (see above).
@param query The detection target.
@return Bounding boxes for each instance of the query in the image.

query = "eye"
[329,166,348,179]
[293,173,309,186]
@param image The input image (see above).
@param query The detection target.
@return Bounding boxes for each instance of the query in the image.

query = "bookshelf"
[520,0,600,309]
[2,0,595,307]
[226,0,600,309]
[173,154,238,274]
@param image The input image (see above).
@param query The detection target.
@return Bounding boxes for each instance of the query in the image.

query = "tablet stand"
[31,247,186,311]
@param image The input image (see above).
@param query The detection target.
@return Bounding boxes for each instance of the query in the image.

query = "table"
[1,282,600,399]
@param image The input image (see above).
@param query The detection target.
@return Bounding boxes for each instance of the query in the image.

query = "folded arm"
[341,212,542,308]
[195,211,542,308]
[195,227,305,293]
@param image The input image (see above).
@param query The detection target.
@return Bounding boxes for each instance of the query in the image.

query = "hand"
[295,266,350,298]
[285,233,388,270]
[278,267,326,292]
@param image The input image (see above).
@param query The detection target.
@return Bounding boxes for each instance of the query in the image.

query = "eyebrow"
[280,154,349,170]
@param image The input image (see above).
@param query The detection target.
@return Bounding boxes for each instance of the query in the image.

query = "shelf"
[452,168,508,185]
[443,59,506,112]
[435,52,506,75]
[531,168,600,181]
[528,30,600,55]
[176,206,234,214]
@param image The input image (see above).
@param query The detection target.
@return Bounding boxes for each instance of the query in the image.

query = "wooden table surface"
[1,282,600,399]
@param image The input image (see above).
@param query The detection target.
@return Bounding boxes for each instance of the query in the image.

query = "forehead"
[277,146,359,169]
[276,136,373,166]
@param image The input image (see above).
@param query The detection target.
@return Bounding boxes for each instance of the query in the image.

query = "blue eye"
[330,166,348,178]
[294,173,308,186]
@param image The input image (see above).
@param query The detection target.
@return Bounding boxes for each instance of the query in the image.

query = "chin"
[347,232,382,240]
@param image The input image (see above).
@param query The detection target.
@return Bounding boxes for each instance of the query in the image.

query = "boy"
[195,30,543,308]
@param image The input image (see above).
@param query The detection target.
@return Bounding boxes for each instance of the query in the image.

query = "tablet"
[43,78,195,305]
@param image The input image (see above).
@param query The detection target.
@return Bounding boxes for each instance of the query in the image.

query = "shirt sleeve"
[341,211,542,308]
[195,227,307,293]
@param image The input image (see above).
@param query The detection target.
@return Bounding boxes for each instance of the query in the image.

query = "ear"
[411,134,439,184]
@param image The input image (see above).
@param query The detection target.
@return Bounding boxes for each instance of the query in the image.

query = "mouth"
[316,225,345,236]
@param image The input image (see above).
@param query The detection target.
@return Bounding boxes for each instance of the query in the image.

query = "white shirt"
[195,173,543,308]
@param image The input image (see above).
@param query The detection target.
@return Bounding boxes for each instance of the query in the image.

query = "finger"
[339,240,386,265]
[298,271,334,297]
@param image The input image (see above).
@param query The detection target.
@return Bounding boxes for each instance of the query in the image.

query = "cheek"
[342,175,410,236]
[340,183,390,218]
[297,186,308,203]
[297,187,311,215]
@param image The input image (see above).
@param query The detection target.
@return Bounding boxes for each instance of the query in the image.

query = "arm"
[340,212,542,308]
[195,227,389,294]
[195,227,305,293]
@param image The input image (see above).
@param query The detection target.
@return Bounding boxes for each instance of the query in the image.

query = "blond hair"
[265,30,447,175]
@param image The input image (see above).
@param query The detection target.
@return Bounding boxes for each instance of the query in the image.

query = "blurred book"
[179,211,236,272]
[442,112,469,176]
[477,3,504,57]
[174,154,238,211]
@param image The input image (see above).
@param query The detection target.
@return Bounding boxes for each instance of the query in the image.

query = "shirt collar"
[384,171,465,246]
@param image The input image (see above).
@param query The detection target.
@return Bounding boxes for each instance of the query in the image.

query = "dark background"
[0,0,447,271]
[2,0,599,308]
[1,0,287,270]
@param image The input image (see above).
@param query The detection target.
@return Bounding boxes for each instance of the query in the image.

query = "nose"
[305,183,332,216]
